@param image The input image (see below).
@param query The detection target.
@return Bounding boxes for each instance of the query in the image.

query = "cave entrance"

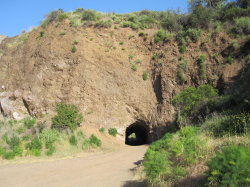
[125,120,149,146]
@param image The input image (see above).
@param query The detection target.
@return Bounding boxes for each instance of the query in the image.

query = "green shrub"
[173,85,218,117]
[69,134,77,146]
[135,59,141,64]
[82,10,97,21]
[41,9,65,28]
[39,31,45,38]
[154,30,173,43]
[179,45,186,54]
[25,138,42,156]
[7,136,20,150]
[72,40,79,45]
[52,103,83,131]
[17,127,25,134]
[2,151,16,160]
[40,129,60,149]
[108,128,118,137]
[46,145,56,156]
[185,28,201,42]
[23,117,36,129]
[226,56,234,64]
[95,20,113,28]
[88,134,101,147]
[231,40,240,50]
[71,45,77,53]
[232,17,250,35]
[142,72,149,80]
[131,64,137,71]
[206,145,250,187]
[197,54,207,79]
[177,59,188,84]
[99,127,105,133]
[128,54,134,60]
[119,41,124,45]
[22,134,32,141]
[138,32,146,37]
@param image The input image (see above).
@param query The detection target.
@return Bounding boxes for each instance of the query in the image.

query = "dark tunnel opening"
[125,120,149,146]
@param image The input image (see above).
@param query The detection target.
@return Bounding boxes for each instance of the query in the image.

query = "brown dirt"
[0,145,147,187]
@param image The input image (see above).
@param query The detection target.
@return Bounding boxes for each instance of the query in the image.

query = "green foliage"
[231,40,240,50]
[226,56,234,64]
[206,145,250,187]
[40,129,60,149]
[197,54,207,79]
[185,28,202,42]
[142,71,149,80]
[108,128,118,137]
[119,41,124,45]
[39,31,45,38]
[69,134,77,146]
[71,45,77,53]
[154,30,173,43]
[188,5,214,29]
[41,9,65,28]
[88,134,101,147]
[23,117,36,129]
[135,59,141,64]
[99,127,105,133]
[82,10,98,21]
[131,64,138,71]
[72,40,79,45]
[173,85,218,117]
[232,17,250,35]
[7,136,20,150]
[95,20,113,28]
[144,127,206,186]
[25,138,42,156]
[52,103,83,131]
[179,45,186,54]
[177,59,188,84]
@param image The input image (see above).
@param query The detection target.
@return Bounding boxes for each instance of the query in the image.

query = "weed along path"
[0,145,147,187]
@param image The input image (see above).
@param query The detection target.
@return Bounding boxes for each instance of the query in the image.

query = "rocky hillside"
[0,8,248,138]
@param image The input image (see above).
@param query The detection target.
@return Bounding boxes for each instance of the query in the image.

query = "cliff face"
[0,22,244,136]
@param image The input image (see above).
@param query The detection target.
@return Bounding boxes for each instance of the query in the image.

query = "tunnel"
[125,120,149,146]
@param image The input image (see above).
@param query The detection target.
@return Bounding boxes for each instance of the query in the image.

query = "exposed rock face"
[0,24,243,138]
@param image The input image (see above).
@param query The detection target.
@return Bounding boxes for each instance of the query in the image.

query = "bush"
[88,134,101,147]
[82,10,97,21]
[177,59,188,84]
[95,20,113,28]
[179,45,186,54]
[40,129,60,149]
[131,64,137,71]
[69,134,77,146]
[142,72,148,80]
[71,45,77,53]
[197,54,207,79]
[72,40,79,45]
[6,136,20,150]
[154,30,173,43]
[185,28,201,42]
[173,85,218,117]
[99,127,105,133]
[41,9,65,28]
[52,103,83,131]
[206,145,250,187]
[108,128,118,137]
[25,138,42,156]
[232,17,250,35]
[23,117,36,129]
[226,56,234,64]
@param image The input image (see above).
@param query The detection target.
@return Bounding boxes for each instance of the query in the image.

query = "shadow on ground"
[122,180,147,187]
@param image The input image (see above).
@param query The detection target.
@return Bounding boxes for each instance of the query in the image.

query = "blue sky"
[0,0,188,37]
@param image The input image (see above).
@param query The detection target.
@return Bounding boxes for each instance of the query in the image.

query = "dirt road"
[0,146,147,187]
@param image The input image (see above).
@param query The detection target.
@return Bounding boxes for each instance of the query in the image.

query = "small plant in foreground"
[206,145,250,187]
[108,128,118,137]
[69,134,77,146]
[142,71,148,80]
[23,117,36,129]
[89,134,101,147]
[71,45,77,53]
[131,64,137,71]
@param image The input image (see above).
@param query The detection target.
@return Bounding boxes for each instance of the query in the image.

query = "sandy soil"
[0,145,147,187]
